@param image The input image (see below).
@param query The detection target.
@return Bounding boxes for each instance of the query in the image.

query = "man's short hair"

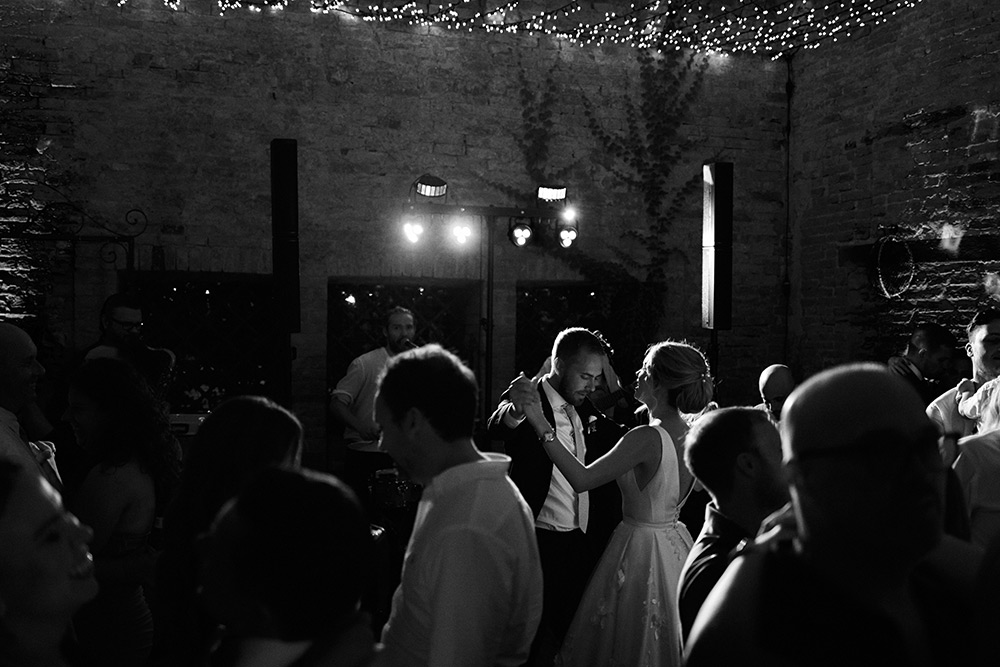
[967,308,1000,338]
[99,292,143,331]
[378,344,477,441]
[385,306,414,326]
[684,407,774,499]
[228,466,371,641]
[551,327,607,364]
[905,322,957,354]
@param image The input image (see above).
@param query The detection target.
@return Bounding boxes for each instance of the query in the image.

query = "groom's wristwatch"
[539,430,556,444]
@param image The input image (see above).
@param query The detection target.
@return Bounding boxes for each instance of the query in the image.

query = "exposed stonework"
[790,0,1000,376]
[1,0,787,453]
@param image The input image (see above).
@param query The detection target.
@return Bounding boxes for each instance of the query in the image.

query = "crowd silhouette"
[1,304,999,667]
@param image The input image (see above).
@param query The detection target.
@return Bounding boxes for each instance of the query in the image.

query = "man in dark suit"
[678,407,788,642]
[487,327,625,665]
[887,321,958,407]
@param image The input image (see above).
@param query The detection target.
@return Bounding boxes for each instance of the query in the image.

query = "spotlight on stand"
[537,185,567,203]
[558,226,578,248]
[414,174,448,198]
[450,215,474,246]
[403,220,424,244]
[508,218,534,248]
[557,206,578,248]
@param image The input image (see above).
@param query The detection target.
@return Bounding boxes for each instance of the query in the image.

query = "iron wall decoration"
[0,170,149,320]
[0,170,148,275]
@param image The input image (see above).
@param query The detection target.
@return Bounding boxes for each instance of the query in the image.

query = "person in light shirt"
[927,308,1000,439]
[376,344,542,667]
[329,306,417,515]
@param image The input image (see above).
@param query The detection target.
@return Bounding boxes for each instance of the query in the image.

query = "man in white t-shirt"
[329,307,416,513]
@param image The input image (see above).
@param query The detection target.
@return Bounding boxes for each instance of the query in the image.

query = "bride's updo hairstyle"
[645,341,714,414]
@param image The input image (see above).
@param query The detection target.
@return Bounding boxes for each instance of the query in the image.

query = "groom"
[488,327,626,663]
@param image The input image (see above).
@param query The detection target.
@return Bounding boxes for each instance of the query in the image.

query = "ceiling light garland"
[120,0,925,58]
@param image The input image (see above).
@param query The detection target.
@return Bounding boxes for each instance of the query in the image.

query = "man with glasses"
[85,293,175,397]
[685,364,975,666]
[86,292,144,356]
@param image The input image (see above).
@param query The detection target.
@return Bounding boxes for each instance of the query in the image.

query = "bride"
[521,340,713,667]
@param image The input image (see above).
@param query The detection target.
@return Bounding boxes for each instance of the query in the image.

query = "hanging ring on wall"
[872,235,916,300]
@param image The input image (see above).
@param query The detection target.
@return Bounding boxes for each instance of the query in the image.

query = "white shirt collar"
[541,378,570,414]
[425,453,512,496]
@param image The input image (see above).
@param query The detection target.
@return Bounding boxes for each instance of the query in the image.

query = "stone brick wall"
[1,0,787,452]
[790,0,1000,381]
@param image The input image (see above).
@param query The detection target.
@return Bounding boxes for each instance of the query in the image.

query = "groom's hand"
[508,372,539,419]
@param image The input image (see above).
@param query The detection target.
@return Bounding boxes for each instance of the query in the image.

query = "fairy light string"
[119,0,925,57]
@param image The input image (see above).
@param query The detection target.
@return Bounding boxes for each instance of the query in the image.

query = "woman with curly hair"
[522,340,714,667]
[64,357,181,667]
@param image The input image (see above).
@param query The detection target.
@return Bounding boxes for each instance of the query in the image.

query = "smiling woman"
[0,459,98,667]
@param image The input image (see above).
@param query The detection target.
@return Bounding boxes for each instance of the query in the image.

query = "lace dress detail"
[557,424,693,667]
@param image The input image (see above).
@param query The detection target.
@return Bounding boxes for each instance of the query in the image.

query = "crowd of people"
[2,298,1000,667]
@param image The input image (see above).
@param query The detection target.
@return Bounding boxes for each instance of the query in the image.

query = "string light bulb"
[451,221,474,245]
[121,0,923,58]
[403,221,424,244]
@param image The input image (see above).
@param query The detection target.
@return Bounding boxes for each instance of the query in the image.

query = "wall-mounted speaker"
[271,138,301,333]
[702,162,733,331]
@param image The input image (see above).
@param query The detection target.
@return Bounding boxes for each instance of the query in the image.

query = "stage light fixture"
[558,226,578,248]
[556,205,578,247]
[537,185,567,202]
[451,220,473,245]
[403,221,424,244]
[414,174,448,198]
[508,219,533,247]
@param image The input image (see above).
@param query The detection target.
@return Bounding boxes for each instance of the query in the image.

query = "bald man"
[756,364,795,421]
[0,323,61,490]
[685,364,974,666]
